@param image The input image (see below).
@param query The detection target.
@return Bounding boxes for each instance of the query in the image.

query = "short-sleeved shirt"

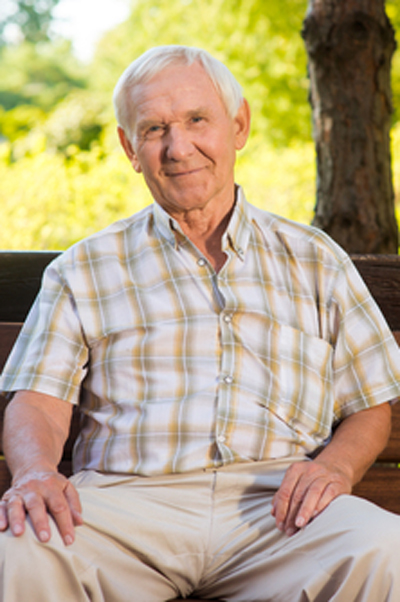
[2,187,400,476]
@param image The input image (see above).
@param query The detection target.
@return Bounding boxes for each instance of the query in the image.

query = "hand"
[0,470,83,546]
[271,459,352,537]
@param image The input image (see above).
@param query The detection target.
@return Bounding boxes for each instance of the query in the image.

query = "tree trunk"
[302,0,398,254]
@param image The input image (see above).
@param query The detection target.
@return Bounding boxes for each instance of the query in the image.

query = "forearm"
[315,402,392,486]
[272,401,394,535]
[4,390,73,480]
[1,390,82,545]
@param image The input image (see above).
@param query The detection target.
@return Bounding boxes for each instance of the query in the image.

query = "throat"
[179,214,230,273]
[183,228,227,272]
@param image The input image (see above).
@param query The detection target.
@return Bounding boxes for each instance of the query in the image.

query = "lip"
[165,166,205,178]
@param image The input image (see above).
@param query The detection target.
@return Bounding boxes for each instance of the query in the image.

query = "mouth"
[165,166,205,178]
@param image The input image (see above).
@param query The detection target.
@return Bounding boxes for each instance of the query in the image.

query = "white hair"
[113,45,244,136]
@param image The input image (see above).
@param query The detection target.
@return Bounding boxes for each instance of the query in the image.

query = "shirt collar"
[223,185,252,261]
[153,201,180,248]
[153,185,253,258]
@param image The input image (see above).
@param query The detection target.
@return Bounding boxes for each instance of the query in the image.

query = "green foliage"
[43,90,109,153]
[387,0,400,124]
[0,140,152,249]
[0,104,46,142]
[0,0,400,250]
[91,0,311,146]
[0,133,315,250]
[0,40,87,112]
[0,0,60,45]
[393,122,400,220]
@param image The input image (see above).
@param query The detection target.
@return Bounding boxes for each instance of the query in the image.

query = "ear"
[233,99,251,151]
[117,126,142,173]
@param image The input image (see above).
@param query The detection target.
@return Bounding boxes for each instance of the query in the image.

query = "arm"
[272,401,393,536]
[0,390,83,546]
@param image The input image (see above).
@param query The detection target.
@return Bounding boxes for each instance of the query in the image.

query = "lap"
[0,469,219,602]
[201,494,400,601]
[1,465,400,602]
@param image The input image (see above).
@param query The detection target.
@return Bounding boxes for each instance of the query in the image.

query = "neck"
[174,205,234,272]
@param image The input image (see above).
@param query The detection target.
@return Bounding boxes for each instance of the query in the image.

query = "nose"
[164,125,194,161]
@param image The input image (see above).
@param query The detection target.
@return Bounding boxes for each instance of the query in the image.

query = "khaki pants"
[1,458,400,602]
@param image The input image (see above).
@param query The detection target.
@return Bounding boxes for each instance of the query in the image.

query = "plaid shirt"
[2,187,400,476]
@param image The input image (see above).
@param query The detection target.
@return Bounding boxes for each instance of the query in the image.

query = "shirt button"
[217,435,226,443]
[223,313,233,323]
[197,258,206,267]
[224,375,233,385]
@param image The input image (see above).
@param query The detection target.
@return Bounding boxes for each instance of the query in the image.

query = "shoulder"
[247,203,350,268]
[51,205,155,273]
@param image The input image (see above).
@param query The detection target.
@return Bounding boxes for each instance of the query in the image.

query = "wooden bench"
[1,251,400,601]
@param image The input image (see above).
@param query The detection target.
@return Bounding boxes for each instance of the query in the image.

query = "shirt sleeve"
[0,258,89,404]
[331,254,400,420]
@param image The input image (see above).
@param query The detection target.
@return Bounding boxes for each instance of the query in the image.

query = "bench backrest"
[1,251,400,511]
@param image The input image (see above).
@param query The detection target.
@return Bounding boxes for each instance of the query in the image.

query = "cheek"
[203,130,236,164]
[135,148,160,178]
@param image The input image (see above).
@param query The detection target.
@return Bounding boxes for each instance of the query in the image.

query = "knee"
[306,496,400,598]
[0,525,41,569]
[327,495,400,561]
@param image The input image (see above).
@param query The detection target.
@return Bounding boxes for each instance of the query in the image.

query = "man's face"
[118,61,250,219]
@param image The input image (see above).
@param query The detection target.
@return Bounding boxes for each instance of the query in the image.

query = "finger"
[4,473,79,545]
[0,501,9,531]
[5,494,28,537]
[282,482,310,535]
[42,487,77,546]
[307,481,344,521]
[277,468,325,535]
[288,474,349,534]
[22,490,52,542]
[64,481,83,526]
[291,477,328,531]
[272,465,304,530]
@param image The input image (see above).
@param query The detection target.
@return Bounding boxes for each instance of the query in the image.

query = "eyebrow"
[186,106,213,118]
[135,119,163,135]
[135,106,214,134]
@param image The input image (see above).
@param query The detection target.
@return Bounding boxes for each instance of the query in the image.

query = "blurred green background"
[1,0,399,250]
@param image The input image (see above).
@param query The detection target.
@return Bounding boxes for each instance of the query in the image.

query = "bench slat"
[0,460,11,495]
[352,255,400,330]
[379,402,400,462]
[353,465,400,514]
[0,323,22,370]
[0,252,60,322]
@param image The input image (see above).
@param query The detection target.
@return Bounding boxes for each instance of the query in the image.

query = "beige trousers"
[1,458,400,602]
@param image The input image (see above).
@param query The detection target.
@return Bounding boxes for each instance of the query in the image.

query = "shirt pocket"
[269,323,334,445]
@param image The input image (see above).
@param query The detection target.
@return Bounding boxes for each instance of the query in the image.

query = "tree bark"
[302,0,398,253]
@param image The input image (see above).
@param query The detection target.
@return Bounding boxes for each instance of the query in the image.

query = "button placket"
[215,305,236,456]
[214,269,238,459]
[219,307,234,388]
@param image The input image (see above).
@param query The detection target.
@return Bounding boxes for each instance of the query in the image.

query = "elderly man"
[1,45,400,602]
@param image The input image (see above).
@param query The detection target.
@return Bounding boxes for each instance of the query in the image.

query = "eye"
[143,124,165,140]
[191,116,203,124]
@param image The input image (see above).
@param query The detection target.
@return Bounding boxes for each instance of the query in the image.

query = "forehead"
[130,62,226,124]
